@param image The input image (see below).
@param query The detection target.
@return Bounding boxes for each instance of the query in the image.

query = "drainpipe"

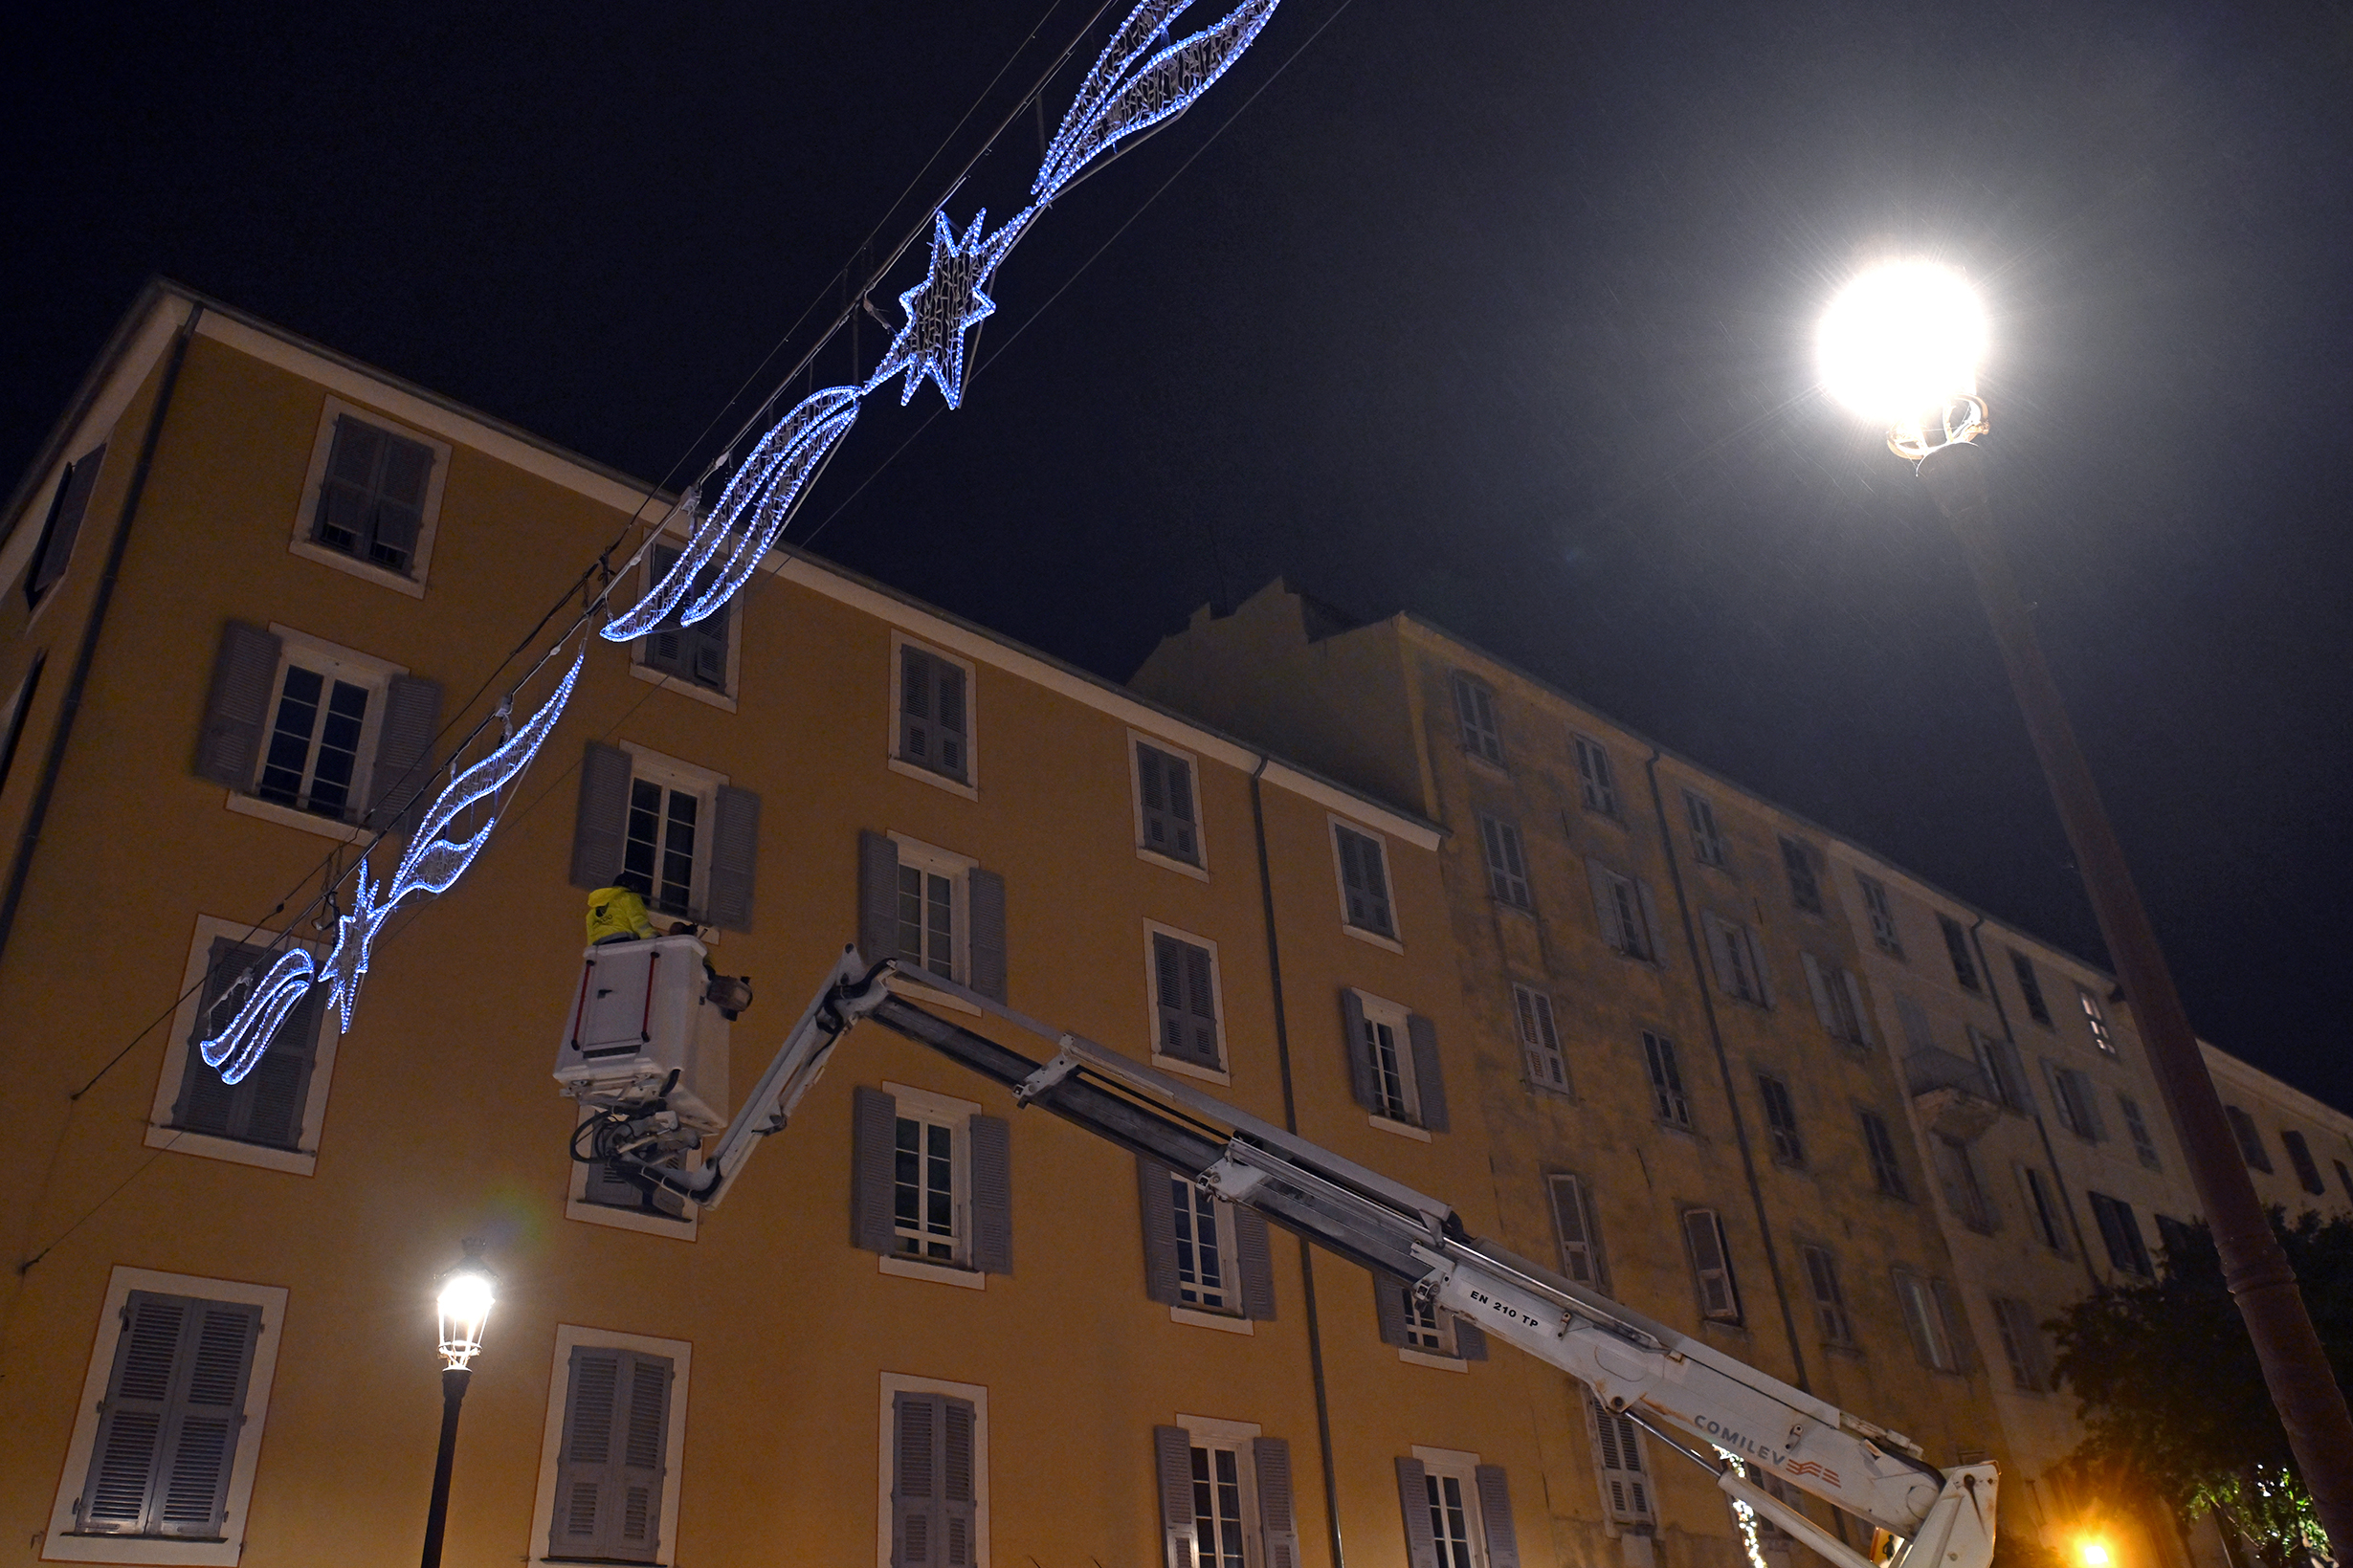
[1252,754,1344,1568]
[0,301,201,965]
[1641,750,1812,1390]
[1966,917,2100,1290]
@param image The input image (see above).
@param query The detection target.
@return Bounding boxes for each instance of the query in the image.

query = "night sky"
[7,1,2348,1112]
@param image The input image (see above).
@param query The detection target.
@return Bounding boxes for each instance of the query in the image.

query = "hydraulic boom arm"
[570,949,1995,1568]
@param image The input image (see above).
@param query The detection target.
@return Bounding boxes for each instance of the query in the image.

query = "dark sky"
[7,1,2349,1113]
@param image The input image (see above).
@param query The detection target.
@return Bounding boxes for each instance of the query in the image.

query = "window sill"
[1171,1306,1254,1335]
[880,1254,986,1291]
[888,755,978,800]
[224,791,367,843]
[289,536,427,598]
[629,659,737,712]
[1151,1053,1231,1087]
[43,1532,243,1566]
[1462,750,1511,781]
[1342,923,1404,955]
[1137,846,1210,881]
[1397,1348,1468,1373]
[1368,1114,1432,1143]
[1492,896,1536,918]
[145,1122,317,1177]
[1523,1078,1577,1103]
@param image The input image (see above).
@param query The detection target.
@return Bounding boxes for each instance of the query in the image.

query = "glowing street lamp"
[421,1242,496,1568]
[1817,262,2353,1556]
[2075,1538,2112,1568]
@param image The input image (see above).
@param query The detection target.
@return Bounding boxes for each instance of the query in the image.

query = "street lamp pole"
[423,1242,497,1568]
[1912,441,2353,1552]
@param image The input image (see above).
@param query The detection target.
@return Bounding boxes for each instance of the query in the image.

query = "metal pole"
[1916,441,2353,1554]
[420,1365,472,1568]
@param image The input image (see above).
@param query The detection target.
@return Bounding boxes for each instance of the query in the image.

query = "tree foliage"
[2050,1210,2353,1568]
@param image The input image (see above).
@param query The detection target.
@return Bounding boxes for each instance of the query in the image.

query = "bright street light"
[1816,261,1988,456]
[2076,1538,2111,1568]
[423,1241,495,1568]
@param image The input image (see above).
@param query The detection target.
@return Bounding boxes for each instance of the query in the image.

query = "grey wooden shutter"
[942,1397,978,1567]
[1236,1204,1276,1320]
[1841,971,1874,1044]
[606,1353,674,1560]
[895,1391,971,1568]
[1454,1317,1489,1360]
[78,1292,260,1538]
[852,1085,899,1252]
[966,868,1007,1000]
[371,432,433,563]
[364,674,442,830]
[2074,1073,2108,1140]
[1930,1280,1975,1374]
[859,830,900,965]
[1684,1209,1737,1319]
[1408,1013,1448,1132]
[1746,926,1775,1005]
[1587,860,1626,950]
[193,622,281,787]
[1701,914,1737,993]
[1254,1437,1301,1568]
[1395,1456,1439,1568]
[27,443,106,603]
[1154,1425,1198,1568]
[1635,880,1666,965]
[1802,955,1837,1031]
[1373,1273,1410,1346]
[552,1347,621,1557]
[1549,1173,1599,1287]
[969,1113,1012,1274]
[1138,1157,1182,1304]
[1476,1465,1521,1568]
[1340,989,1377,1110]
[708,784,761,931]
[569,743,633,890]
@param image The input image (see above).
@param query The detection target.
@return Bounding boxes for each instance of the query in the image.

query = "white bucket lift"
[553,935,729,1131]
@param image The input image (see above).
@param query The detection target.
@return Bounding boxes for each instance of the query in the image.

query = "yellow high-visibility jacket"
[585,885,658,945]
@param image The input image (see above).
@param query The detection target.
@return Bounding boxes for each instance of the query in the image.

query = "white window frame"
[888,633,979,799]
[43,1267,289,1567]
[877,1081,986,1288]
[566,1103,701,1240]
[617,743,727,927]
[1641,1030,1691,1130]
[286,396,450,598]
[1514,983,1569,1094]
[1143,921,1230,1084]
[1410,1447,1490,1568]
[1683,789,1726,868]
[526,1324,692,1568]
[628,530,742,712]
[1354,989,1425,1137]
[1592,864,1658,961]
[1177,1413,1266,1568]
[1452,672,1505,768]
[221,626,408,846]
[1702,912,1771,1006]
[1129,731,1210,879]
[1857,874,1903,956]
[1168,1170,1248,1318]
[1395,1290,1473,1370]
[1329,817,1403,951]
[1476,814,1532,911]
[144,915,342,1176]
[877,1373,990,1568]
[1571,732,1619,816]
[1891,1270,1962,1374]
[887,832,976,994]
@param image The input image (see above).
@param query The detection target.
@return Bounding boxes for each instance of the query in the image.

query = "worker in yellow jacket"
[585,885,659,945]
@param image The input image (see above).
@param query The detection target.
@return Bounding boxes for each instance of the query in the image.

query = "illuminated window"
[2078,987,2117,1056]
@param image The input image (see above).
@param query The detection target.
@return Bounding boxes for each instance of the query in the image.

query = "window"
[1801,956,1871,1046]
[573,1103,694,1228]
[1681,1207,1742,1322]
[1135,740,1204,868]
[1857,874,1902,956]
[1547,1173,1608,1291]
[1800,1246,1854,1346]
[1397,1449,1517,1568]
[890,1387,979,1568]
[1153,1422,1296,1568]
[1333,823,1396,939]
[1968,1027,2033,1115]
[1151,930,1226,1075]
[1780,838,1823,915]
[547,1343,677,1564]
[2021,1167,2072,1256]
[895,641,973,786]
[623,775,703,917]
[855,831,1007,1000]
[1191,1439,1251,1568]
[1375,1278,1487,1362]
[22,442,105,609]
[2120,1095,2164,1171]
[1453,673,1503,764]
[1989,1296,2053,1392]
[1421,1466,1478,1568]
[2077,987,2117,1055]
[1174,1174,1236,1312]
[2045,1063,2107,1142]
[571,745,761,934]
[1515,984,1568,1093]
[636,544,733,696]
[1139,1157,1276,1322]
[45,1267,287,1566]
[1758,1074,1804,1165]
[1587,862,1661,961]
[1572,733,1619,814]
[1702,913,1771,1005]
[1478,815,1532,910]
[2282,1130,2326,1196]
[309,412,434,574]
[1860,1112,1909,1199]
[1684,790,1726,867]
[1588,1400,1655,1525]
[1642,1031,1691,1129]
[851,1084,1012,1279]
[2087,1190,2153,1277]
[2155,1213,2202,1264]
[2224,1106,2272,1172]
[1343,990,1447,1132]
[2009,951,2052,1026]
[1933,1135,1996,1234]
[1893,1270,1971,1373]
[1938,915,1980,991]
[163,934,329,1156]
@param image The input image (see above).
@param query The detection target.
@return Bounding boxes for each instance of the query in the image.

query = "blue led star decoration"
[865,208,1017,410]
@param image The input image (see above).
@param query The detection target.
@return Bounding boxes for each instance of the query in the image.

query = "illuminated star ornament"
[866,209,1019,410]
